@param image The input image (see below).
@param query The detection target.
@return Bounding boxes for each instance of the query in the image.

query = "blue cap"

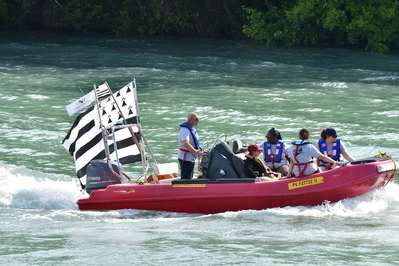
[325,128,337,137]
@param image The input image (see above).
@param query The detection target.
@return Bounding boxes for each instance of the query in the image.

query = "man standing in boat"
[178,112,202,179]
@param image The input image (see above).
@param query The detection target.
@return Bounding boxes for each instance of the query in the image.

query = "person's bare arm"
[340,144,354,162]
[183,139,200,154]
[341,150,354,162]
[287,161,294,177]
[318,154,336,165]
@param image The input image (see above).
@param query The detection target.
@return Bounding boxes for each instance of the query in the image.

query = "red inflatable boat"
[77,159,397,214]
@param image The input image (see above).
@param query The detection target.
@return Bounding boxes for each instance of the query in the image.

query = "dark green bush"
[243,0,399,53]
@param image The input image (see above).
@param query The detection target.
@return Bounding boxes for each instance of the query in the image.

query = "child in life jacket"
[261,128,289,176]
[318,128,354,171]
[287,128,336,177]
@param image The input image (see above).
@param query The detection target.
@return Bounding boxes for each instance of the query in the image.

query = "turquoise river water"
[0,35,399,265]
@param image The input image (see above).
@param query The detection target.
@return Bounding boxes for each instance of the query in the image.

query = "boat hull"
[77,160,397,214]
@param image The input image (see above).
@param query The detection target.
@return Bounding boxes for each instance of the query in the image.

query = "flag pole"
[93,83,111,162]
[131,79,153,181]
[131,79,161,182]
[93,83,124,180]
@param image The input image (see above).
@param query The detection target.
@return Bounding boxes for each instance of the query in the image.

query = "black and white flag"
[63,82,142,178]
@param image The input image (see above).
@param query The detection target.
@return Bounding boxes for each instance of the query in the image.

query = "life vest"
[291,140,315,177]
[291,140,309,146]
[179,122,201,149]
[263,140,285,169]
[318,138,341,166]
[179,122,201,160]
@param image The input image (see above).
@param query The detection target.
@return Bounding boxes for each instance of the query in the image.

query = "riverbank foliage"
[243,0,399,53]
[1,0,399,53]
[0,0,250,37]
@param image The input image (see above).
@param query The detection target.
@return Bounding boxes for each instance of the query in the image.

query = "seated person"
[287,128,336,177]
[244,144,274,178]
[318,128,354,171]
[261,128,289,176]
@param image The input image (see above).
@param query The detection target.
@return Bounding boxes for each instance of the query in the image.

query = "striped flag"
[95,83,110,98]
[62,82,142,178]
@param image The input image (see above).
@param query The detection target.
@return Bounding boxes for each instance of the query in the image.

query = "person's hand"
[331,161,337,168]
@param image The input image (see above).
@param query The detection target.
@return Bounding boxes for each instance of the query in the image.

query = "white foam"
[318,82,348,88]
[297,108,331,113]
[369,99,385,103]
[350,133,399,143]
[26,94,50,100]
[0,163,80,210]
[249,61,278,68]
[361,75,399,81]
[0,95,19,101]
[215,183,399,219]
[373,110,399,117]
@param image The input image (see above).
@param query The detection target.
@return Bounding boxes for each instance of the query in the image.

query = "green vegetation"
[1,0,399,53]
[243,0,399,53]
[0,0,247,37]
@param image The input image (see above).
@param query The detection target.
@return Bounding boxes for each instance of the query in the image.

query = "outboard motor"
[85,160,123,194]
[206,142,243,179]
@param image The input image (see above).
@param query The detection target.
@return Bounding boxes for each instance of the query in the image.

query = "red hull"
[77,160,397,214]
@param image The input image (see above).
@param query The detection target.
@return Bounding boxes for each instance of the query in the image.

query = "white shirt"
[287,143,322,176]
[178,127,197,162]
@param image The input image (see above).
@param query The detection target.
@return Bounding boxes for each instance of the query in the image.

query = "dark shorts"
[178,159,195,179]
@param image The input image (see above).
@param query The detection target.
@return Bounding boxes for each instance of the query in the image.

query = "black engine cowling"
[85,160,123,194]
